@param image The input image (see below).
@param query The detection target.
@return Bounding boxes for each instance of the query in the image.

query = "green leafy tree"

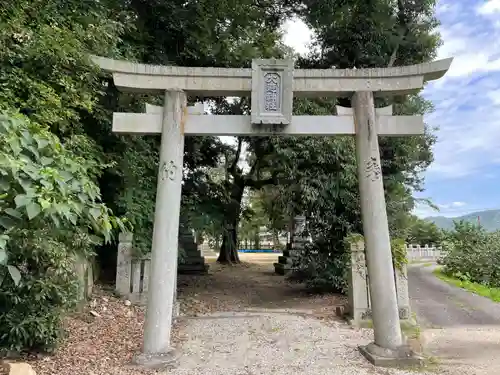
[0,114,126,352]
[406,215,444,245]
[0,0,130,352]
[266,0,443,290]
[87,0,298,266]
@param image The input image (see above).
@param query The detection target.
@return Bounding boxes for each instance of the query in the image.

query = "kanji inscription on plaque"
[264,73,281,112]
[251,59,293,125]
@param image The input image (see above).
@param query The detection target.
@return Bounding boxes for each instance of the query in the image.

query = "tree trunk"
[253,233,260,250]
[218,226,239,263]
[272,230,279,250]
[217,181,244,264]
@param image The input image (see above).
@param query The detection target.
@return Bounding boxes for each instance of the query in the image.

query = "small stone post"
[136,90,186,367]
[352,91,405,358]
[394,263,411,320]
[347,239,370,325]
[116,233,133,297]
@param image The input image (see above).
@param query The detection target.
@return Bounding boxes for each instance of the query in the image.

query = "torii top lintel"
[92,56,453,98]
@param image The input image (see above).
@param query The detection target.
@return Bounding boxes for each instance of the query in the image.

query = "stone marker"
[347,239,370,325]
[178,224,208,275]
[347,239,414,328]
[395,263,411,321]
[274,215,307,275]
[116,232,133,298]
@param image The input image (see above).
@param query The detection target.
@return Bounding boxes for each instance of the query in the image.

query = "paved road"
[408,264,500,327]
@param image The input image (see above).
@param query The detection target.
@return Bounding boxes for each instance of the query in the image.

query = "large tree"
[242,0,443,290]
[81,0,298,270]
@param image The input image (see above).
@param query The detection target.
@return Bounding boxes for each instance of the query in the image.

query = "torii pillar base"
[133,350,180,369]
[358,343,424,368]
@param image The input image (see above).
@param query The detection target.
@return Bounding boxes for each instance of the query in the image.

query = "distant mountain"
[425,209,500,232]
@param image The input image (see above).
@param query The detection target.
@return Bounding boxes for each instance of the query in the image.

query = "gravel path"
[168,310,429,375]
[423,326,500,375]
[408,264,500,327]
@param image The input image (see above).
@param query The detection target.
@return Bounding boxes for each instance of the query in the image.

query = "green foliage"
[291,247,351,293]
[292,233,408,293]
[0,0,130,352]
[279,0,441,290]
[299,0,440,69]
[0,114,126,352]
[406,215,444,245]
[344,233,364,246]
[391,238,408,272]
[0,0,126,134]
[87,0,294,262]
[0,115,123,241]
[440,221,500,288]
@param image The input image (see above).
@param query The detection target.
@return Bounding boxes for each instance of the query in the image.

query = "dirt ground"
[179,254,346,317]
[23,253,346,375]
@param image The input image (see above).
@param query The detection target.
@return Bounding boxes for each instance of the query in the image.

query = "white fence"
[405,244,442,261]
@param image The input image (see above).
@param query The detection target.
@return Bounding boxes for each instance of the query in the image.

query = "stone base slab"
[132,349,180,369]
[178,263,209,275]
[181,256,206,265]
[273,262,291,275]
[358,342,424,368]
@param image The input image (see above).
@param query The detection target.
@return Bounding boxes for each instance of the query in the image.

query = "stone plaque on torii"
[93,55,452,368]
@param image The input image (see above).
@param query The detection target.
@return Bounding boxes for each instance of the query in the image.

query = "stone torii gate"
[93,56,452,368]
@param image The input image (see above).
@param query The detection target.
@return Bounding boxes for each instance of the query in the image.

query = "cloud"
[280,2,500,182]
[421,0,500,180]
[477,0,500,15]
[438,201,466,209]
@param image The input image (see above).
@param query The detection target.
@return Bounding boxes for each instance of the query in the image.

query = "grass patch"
[433,269,500,302]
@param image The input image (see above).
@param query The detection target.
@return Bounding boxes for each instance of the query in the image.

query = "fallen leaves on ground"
[25,287,186,375]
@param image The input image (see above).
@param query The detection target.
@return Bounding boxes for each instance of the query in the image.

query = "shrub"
[440,221,500,287]
[289,229,350,294]
[290,232,408,294]
[0,114,126,353]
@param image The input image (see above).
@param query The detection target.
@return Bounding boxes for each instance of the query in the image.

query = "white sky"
[282,18,313,55]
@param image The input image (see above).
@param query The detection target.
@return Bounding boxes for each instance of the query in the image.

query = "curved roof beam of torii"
[91,56,453,97]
